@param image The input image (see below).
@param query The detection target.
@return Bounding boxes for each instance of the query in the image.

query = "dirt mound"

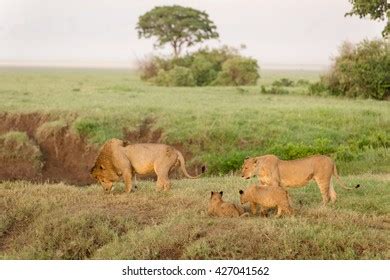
[35,121,97,185]
[0,131,43,180]
[0,112,52,137]
[0,113,97,185]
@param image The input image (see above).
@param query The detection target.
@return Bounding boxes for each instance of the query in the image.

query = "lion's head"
[210,191,224,204]
[90,163,119,193]
[241,157,258,179]
[238,189,248,204]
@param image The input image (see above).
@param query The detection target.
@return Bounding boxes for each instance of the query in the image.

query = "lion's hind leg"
[314,175,332,206]
[154,159,175,192]
[329,181,337,203]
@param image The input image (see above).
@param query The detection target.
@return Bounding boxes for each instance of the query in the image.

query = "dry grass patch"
[0,174,389,259]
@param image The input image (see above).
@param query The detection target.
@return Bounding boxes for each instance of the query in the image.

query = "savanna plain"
[0,68,389,259]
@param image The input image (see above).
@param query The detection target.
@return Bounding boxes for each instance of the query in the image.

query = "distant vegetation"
[136,5,219,57]
[312,39,390,100]
[139,46,260,86]
[136,5,259,87]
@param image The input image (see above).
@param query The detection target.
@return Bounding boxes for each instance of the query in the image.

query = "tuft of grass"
[0,175,389,260]
[0,131,31,144]
[35,120,67,140]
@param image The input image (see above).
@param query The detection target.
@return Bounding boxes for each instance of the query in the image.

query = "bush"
[268,86,289,95]
[307,82,328,96]
[321,39,390,100]
[213,57,259,86]
[268,138,336,160]
[138,46,260,87]
[261,86,289,95]
[154,66,195,87]
[190,55,218,86]
[296,79,310,86]
[272,78,294,87]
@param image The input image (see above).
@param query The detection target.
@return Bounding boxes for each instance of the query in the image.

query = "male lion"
[208,191,248,217]
[241,154,359,205]
[90,138,202,193]
[239,184,293,217]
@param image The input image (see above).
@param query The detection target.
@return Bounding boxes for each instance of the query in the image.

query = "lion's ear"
[245,156,249,160]
[123,140,129,146]
[89,165,95,174]
[211,191,214,196]
[100,165,106,170]
[239,190,244,194]
[254,159,258,164]
[219,191,223,196]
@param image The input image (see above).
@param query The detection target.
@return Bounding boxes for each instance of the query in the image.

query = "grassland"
[0,67,389,259]
[0,67,389,174]
[1,174,389,260]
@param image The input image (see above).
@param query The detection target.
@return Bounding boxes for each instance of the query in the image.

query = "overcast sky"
[0,0,386,69]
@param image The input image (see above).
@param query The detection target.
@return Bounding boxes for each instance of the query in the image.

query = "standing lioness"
[241,154,359,205]
[90,138,202,193]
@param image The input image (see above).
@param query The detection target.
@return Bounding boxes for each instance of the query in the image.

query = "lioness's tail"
[176,151,203,179]
[333,165,360,190]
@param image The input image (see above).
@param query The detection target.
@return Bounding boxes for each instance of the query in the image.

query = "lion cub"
[208,191,248,218]
[239,184,293,217]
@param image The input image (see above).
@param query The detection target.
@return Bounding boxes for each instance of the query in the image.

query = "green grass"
[2,67,387,174]
[0,174,389,260]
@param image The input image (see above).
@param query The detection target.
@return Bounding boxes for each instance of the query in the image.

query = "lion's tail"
[176,151,203,179]
[333,164,360,190]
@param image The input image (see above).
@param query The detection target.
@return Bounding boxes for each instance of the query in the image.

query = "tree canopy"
[136,5,219,57]
[346,0,389,37]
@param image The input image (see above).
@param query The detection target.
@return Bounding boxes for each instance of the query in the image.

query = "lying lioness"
[90,138,202,193]
[241,154,359,205]
[208,191,248,218]
[239,184,293,217]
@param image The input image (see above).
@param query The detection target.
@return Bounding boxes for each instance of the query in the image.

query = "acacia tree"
[346,0,389,37]
[136,5,219,57]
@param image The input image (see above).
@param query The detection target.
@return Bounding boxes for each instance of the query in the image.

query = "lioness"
[241,154,359,205]
[239,184,293,217]
[208,191,248,217]
[90,138,202,193]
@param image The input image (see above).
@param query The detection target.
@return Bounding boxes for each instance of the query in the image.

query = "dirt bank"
[0,113,199,185]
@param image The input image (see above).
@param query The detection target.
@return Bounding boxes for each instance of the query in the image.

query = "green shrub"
[213,57,259,86]
[272,78,294,87]
[261,86,289,95]
[268,139,336,160]
[321,39,390,100]
[190,55,218,86]
[139,46,260,87]
[268,86,289,95]
[154,66,196,87]
[307,81,328,96]
[296,79,310,86]
[205,151,250,175]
